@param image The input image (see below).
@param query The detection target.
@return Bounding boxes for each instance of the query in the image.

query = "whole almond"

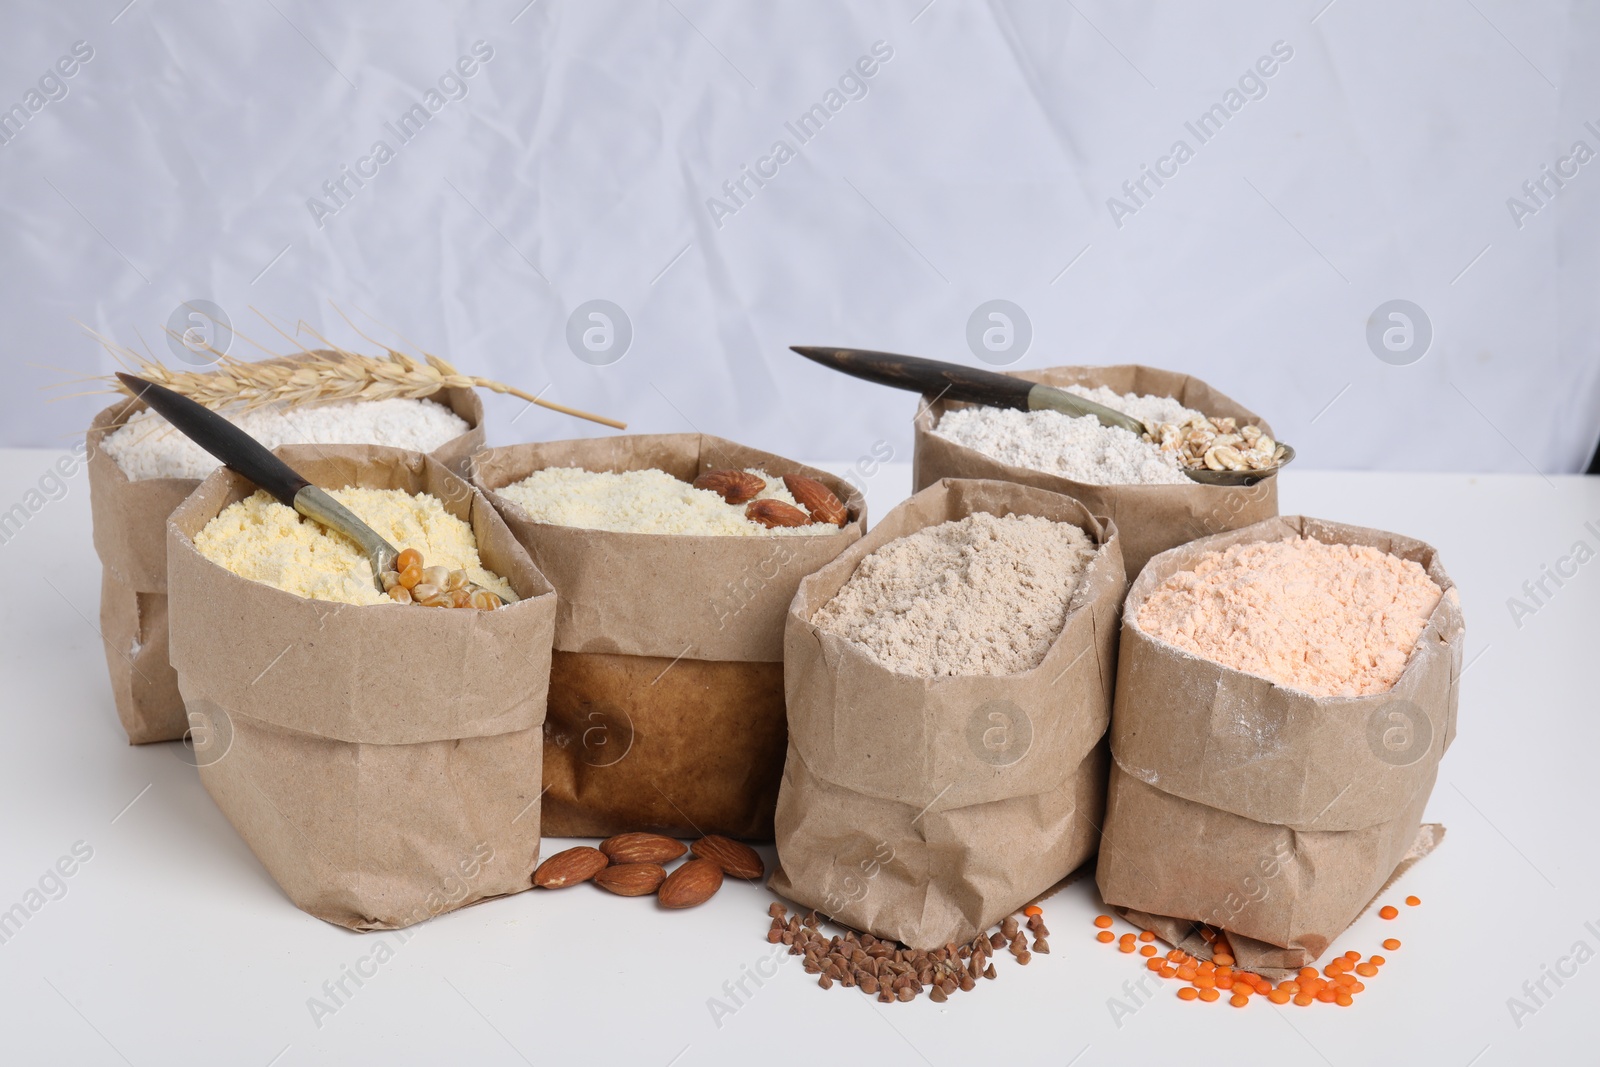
[657,858,724,908]
[690,835,765,880]
[599,832,687,866]
[782,474,849,526]
[745,499,810,529]
[593,862,668,897]
[693,468,765,505]
[533,846,609,888]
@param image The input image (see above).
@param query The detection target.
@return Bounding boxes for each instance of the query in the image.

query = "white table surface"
[0,452,1593,1067]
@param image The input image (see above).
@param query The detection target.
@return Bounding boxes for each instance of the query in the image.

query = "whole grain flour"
[810,511,1098,676]
[772,478,1126,950]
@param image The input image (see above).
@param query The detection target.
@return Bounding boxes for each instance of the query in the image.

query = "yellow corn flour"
[194,487,513,606]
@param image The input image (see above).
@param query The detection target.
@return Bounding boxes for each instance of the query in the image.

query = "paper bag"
[96,570,183,735]
[168,445,553,931]
[1095,515,1464,970]
[87,372,482,744]
[770,478,1126,950]
[473,434,866,840]
[913,364,1279,575]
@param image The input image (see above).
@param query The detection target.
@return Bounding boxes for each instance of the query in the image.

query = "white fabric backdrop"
[1,0,1594,473]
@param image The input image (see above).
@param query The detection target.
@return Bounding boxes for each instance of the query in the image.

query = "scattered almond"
[533,846,609,888]
[693,468,766,505]
[745,499,810,529]
[594,862,668,897]
[599,832,687,866]
[782,474,848,526]
[691,835,766,880]
[658,858,724,908]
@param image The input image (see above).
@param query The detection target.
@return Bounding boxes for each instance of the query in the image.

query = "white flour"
[102,398,470,481]
[811,511,1098,677]
[932,385,1204,486]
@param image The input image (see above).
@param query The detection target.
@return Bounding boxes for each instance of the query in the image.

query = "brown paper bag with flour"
[1095,515,1464,971]
[770,478,1126,950]
[913,364,1279,576]
[472,434,866,840]
[87,372,482,744]
[168,446,553,931]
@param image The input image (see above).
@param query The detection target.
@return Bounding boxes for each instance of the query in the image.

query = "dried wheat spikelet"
[75,310,626,430]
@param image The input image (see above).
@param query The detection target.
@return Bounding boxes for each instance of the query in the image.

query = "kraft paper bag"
[87,369,483,744]
[168,445,553,931]
[97,570,183,735]
[770,478,1126,950]
[1095,515,1464,971]
[913,364,1279,576]
[473,434,866,840]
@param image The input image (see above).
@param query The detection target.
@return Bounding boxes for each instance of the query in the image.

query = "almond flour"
[1135,537,1443,697]
[494,467,839,537]
[811,512,1098,676]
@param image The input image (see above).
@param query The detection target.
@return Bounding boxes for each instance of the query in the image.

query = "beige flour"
[1136,537,1443,697]
[811,512,1098,677]
[496,466,838,536]
[195,487,512,607]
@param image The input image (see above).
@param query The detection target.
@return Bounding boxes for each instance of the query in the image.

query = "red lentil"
[1089,909,1418,1012]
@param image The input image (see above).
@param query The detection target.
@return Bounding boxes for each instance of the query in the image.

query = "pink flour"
[1135,537,1443,697]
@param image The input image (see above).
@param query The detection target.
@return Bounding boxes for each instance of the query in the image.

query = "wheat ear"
[85,328,626,430]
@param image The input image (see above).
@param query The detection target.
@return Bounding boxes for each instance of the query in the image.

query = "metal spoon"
[118,372,400,591]
[789,346,1294,486]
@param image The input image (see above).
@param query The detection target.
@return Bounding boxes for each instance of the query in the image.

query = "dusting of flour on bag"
[1135,536,1442,697]
[810,512,1098,676]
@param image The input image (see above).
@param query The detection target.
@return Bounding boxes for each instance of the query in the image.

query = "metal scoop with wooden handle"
[789,347,1293,486]
[119,371,398,592]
